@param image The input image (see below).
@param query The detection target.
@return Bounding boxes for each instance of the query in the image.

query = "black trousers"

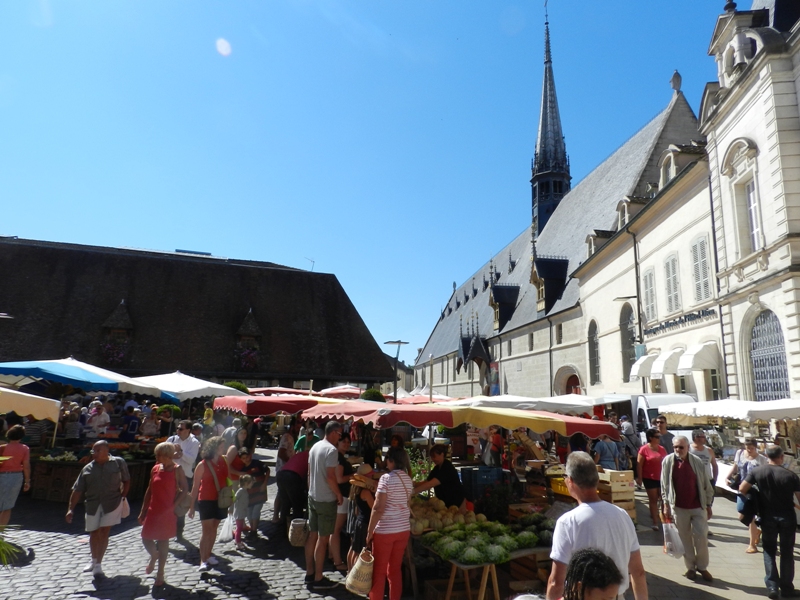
[761,515,797,593]
[277,470,307,524]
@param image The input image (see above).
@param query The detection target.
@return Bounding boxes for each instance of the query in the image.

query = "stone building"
[0,237,394,389]
[416,1,800,404]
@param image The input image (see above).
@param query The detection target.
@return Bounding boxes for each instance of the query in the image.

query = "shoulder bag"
[173,467,193,516]
[727,449,742,490]
[205,459,234,509]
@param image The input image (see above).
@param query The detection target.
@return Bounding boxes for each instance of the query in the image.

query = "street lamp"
[384,340,408,404]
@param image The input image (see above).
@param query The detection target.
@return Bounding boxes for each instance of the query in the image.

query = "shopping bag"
[345,549,374,596]
[218,515,235,543]
[120,498,130,518]
[663,522,684,558]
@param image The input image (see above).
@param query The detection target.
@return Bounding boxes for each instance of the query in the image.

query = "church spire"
[531,13,571,238]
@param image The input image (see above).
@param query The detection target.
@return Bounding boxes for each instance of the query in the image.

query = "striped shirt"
[374,470,412,534]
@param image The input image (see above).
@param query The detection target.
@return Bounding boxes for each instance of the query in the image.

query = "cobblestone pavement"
[0,450,795,600]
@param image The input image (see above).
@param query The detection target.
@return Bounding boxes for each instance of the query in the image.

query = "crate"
[610,499,635,511]
[460,466,504,502]
[549,477,569,496]
[599,490,635,503]
[597,480,636,494]
[424,579,470,600]
[598,469,634,483]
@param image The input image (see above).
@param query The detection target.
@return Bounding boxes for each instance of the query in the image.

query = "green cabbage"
[464,523,480,533]
[486,522,510,537]
[459,546,485,565]
[433,536,455,553]
[492,534,518,551]
[440,540,466,560]
[465,533,490,549]
[538,530,553,546]
[484,544,510,564]
[449,530,467,541]
[515,530,539,548]
[539,518,557,531]
[442,524,463,534]
[421,531,442,546]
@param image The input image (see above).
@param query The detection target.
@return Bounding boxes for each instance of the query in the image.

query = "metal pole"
[394,345,401,404]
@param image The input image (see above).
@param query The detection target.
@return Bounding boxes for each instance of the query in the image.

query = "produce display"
[417,506,556,565]
[409,496,487,536]
[40,451,78,462]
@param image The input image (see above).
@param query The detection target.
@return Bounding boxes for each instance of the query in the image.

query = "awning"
[677,341,719,376]
[630,354,658,381]
[650,348,684,380]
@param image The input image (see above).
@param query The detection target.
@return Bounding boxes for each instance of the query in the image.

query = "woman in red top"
[138,441,188,587]
[189,436,229,571]
[0,425,31,527]
[636,428,667,530]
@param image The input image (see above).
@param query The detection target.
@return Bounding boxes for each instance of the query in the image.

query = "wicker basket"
[289,518,309,547]
[345,549,374,596]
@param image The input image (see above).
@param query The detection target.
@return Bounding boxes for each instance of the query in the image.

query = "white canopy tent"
[132,371,249,402]
[650,348,685,380]
[659,398,800,423]
[0,388,60,422]
[446,393,602,414]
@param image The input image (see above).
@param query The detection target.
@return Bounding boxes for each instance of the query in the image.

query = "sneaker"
[83,561,96,573]
[304,574,314,584]
[92,564,105,578]
[311,576,338,590]
[206,556,219,566]
[198,562,210,572]
[236,542,245,551]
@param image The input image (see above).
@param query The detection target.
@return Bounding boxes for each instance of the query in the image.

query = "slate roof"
[0,238,394,384]
[417,91,701,365]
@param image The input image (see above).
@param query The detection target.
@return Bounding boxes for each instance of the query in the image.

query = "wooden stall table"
[433,547,550,600]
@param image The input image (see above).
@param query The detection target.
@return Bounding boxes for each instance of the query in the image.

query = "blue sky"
[0,1,728,368]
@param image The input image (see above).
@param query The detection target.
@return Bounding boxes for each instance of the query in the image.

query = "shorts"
[0,472,23,511]
[736,495,745,513]
[642,478,661,490]
[308,496,337,537]
[198,499,228,521]
[351,517,368,554]
[85,500,124,532]
[337,497,350,515]
[247,502,264,522]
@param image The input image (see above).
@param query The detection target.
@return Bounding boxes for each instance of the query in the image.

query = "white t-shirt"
[550,501,640,596]
[308,439,339,503]
[167,433,201,478]
[89,411,110,435]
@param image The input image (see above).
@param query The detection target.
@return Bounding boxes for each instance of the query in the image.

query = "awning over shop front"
[677,341,719,376]
[630,353,658,381]
[650,348,684,380]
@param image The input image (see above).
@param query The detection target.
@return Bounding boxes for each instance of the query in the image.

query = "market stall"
[213,394,346,416]
[0,388,60,423]
[132,371,249,401]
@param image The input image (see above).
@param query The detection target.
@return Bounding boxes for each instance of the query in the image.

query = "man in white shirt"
[304,421,343,591]
[167,419,201,539]
[547,451,648,600]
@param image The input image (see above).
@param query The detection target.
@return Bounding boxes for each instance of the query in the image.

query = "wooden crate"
[597,480,636,494]
[599,490,635,503]
[611,499,635,511]
[598,469,634,483]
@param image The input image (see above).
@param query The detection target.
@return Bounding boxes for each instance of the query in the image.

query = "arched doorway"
[750,310,790,401]
[565,375,581,395]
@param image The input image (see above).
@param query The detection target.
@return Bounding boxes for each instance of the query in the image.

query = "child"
[233,474,254,550]
[562,547,623,600]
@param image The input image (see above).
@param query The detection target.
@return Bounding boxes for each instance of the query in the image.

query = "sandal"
[651,525,660,531]
[154,579,166,587]
[334,562,348,572]
[746,546,758,554]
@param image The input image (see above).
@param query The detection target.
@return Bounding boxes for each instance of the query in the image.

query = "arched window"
[620,304,636,383]
[588,320,600,385]
[751,310,790,401]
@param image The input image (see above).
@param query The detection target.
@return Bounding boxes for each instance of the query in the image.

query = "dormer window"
[659,154,676,188]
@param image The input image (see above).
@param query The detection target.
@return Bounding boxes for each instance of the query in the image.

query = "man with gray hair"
[661,435,715,582]
[304,420,344,590]
[222,417,242,449]
[547,451,647,600]
[740,445,800,598]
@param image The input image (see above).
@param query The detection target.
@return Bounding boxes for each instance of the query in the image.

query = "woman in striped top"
[366,446,413,600]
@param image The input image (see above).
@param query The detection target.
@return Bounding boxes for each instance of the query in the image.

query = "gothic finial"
[724,1,737,13]
[452,281,457,293]
[459,314,463,337]
[475,311,480,334]
[670,70,682,92]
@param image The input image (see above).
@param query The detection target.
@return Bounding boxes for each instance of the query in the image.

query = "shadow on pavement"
[152,583,216,600]
[199,569,276,600]
[645,572,765,600]
[76,574,150,600]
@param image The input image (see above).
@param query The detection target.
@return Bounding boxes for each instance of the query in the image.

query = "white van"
[603,393,698,442]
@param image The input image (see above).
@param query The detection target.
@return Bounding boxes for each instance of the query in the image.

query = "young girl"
[563,547,623,600]
[233,474,254,550]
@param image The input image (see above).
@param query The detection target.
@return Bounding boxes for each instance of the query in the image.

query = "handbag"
[738,488,759,526]
[289,518,309,547]
[172,467,193,517]
[206,459,234,509]
[120,497,130,518]
[345,548,374,596]
[662,521,684,558]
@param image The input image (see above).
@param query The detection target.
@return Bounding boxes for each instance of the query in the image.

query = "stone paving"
[0,450,795,600]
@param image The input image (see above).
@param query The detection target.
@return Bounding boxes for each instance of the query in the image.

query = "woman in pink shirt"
[366,447,413,600]
[636,428,667,530]
[0,425,31,527]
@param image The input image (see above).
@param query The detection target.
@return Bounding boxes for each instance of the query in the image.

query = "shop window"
[664,254,681,313]
[678,375,687,394]
[588,320,600,385]
[650,379,662,393]
[555,323,563,345]
[709,369,723,400]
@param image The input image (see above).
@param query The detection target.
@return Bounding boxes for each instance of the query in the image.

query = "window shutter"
[665,260,674,313]
[699,238,710,300]
[643,270,655,322]
[671,256,681,311]
[691,241,701,302]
